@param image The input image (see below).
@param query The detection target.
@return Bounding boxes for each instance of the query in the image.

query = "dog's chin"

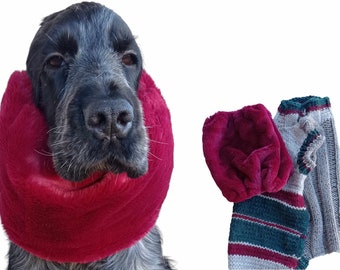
[54,158,148,182]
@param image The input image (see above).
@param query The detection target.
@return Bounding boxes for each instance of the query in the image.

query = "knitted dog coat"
[0,70,174,263]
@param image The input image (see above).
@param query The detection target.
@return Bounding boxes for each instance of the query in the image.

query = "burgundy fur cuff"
[202,104,293,202]
[0,71,174,263]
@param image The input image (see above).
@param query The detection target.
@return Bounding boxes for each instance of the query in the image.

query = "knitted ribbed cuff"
[278,96,331,116]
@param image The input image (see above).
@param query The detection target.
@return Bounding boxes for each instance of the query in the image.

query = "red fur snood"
[0,71,174,263]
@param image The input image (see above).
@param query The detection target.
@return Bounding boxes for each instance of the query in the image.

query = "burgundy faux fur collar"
[0,71,174,263]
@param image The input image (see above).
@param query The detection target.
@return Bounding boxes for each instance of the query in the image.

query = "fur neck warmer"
[0,71,174,263]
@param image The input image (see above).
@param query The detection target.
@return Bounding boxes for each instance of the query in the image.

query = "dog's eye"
[46,55,65,68]
[122,53,137,66]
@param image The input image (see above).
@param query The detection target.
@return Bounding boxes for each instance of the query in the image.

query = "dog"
[7,2,173,269]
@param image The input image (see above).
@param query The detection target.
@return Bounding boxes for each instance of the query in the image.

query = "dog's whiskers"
[95,71,105,79]
[148,151,162,161]
[50,141,67,147]
[47,125,68,134]
[148,139,168,145]
[49,141,71,149]
[67,155,77,175]
[34,149,53,157]
[59,158,69,170]
[144,125,162,129]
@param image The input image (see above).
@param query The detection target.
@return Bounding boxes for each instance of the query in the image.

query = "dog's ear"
[26,11,63,108]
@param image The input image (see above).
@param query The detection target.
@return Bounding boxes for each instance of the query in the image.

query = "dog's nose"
[84,99,134,140]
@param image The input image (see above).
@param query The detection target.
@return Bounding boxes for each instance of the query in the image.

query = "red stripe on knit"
[228,243,297,268]
[264,190,305,208]
[232,213,304,237]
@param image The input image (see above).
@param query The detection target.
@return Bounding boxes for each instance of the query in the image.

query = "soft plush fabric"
[275,96,340,269]
[202,104,293,202]
[0,70,174,263]
[228,114,324,269]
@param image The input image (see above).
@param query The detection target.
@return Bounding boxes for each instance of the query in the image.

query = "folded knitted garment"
[275,96,340,269]
[228,117,324,269]
[0,70,174,263]
[202,104,293,202]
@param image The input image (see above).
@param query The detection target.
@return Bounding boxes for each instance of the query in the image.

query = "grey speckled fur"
[8,226,174,270]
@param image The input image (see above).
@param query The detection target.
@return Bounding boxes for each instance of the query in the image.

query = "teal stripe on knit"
[278,96,330,114]
[297,256,310,269]
[233,196,309,235]
[229,217,305,257]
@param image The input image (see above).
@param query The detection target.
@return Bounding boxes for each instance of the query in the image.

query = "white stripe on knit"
[228,255,290,270]
[258,194,306,211]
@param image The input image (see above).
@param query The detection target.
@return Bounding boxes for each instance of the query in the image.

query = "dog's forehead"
[40,2,134,46]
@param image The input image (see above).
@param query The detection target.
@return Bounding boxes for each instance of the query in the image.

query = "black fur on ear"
[26,11,62,107]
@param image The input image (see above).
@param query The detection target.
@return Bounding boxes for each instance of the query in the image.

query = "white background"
[1,1,340,269]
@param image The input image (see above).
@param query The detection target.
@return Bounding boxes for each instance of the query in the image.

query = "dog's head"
[26,2,148,181]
